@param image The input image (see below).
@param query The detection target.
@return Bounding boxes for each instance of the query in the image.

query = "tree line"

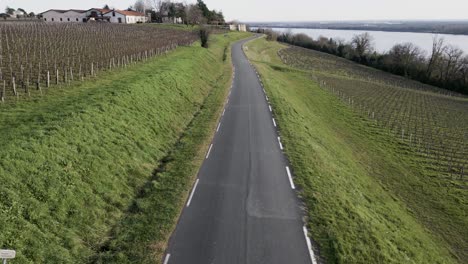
[260,29,468,95]
[3,7,35,18]
[127,0,224,25]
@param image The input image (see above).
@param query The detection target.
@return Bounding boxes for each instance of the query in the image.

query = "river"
[251,27,468,55]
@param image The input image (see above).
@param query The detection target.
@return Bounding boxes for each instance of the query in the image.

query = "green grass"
[0,31,250,263]
[244,38,463,264]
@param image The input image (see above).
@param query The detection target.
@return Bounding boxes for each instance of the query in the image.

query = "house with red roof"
[103,9,147,24]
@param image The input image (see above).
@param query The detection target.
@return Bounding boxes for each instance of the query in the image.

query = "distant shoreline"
[248,24,468,36]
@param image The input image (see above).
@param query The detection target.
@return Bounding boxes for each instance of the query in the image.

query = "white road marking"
[303,226,318,264]
[206,144,213,159]
[226,98,229,104]
[216,122,221,132]
[163,254,171,264]
[263,88,266,93]
[272,118,277,127]
[277,137,283,150]
[187,179,200,207]
[285,166,296,190]
[266,96,269,101]
[222,109,226,116]
[269,105,272,112]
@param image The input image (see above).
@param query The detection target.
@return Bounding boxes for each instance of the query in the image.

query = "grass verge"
[0,31,250,263]
[244,37,461,264]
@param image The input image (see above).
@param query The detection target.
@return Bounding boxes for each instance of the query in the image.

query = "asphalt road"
[164,37,315,264]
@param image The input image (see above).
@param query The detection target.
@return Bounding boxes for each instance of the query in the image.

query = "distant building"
[41,9,88,22]
[229,24,247,32]
[103,10,147,24]
[39,8,148,24]
[13,10,25,18]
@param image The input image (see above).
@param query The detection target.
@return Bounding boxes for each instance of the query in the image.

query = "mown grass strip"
[0,31,250,263]
[244,37,459,264]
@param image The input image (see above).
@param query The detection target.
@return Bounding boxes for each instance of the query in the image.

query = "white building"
[103,10,147,24]
[229,24,247,32]
[40,9,87,22]
[40,8,147,24]
[12,10,25,18]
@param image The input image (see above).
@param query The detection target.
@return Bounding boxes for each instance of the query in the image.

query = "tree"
[5,7,15,15]
[103,4,110,10]
[197,0,211,20]
[442,45,464,84]
[427,36,446,79]
[186,4,204,26]
[199,26,210,48]
[351,32,374,61]
[134,0,146,13]
[388,43,425,77]
[28,12,35,18]
[17,8,26,14]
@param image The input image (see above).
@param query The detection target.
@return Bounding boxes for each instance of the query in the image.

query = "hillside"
[0,31,250,263]
[244,37,467,263]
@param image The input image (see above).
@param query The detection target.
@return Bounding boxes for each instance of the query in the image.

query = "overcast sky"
[1,0,467,22]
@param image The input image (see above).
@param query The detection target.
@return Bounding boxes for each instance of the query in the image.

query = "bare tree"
[134,0,146,13]
[186,4,204,26]
[427,36,446,78]
[351,32,374,59]
[443,45,464,83]
[389,42,425,76]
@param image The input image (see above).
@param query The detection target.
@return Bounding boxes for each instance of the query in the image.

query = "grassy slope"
[0,31,250,263]
[244,38,459,264]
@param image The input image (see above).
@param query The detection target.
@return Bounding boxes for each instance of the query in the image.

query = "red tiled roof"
[112,10,145,17]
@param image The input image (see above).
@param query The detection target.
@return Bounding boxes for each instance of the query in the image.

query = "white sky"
[1,0,467,22]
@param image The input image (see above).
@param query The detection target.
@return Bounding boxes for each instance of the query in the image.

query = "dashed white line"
[216,122,221,132]
[163,254,171,264]
[226,98,229,104]
[272,118,277,127]
[206,144,213,159]
[303,226,318,264]
[187,178,200,207]
[222,109,226,116]
[269,105,272,112]
[277,137,283,150]
[266,96,269,101]
[285,166,296,190]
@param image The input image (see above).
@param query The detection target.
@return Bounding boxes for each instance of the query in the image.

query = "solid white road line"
[285,166,296,190]
[216,122,221,132]
[206,144,213,159]
[269,105,272,112]
[163,254,171,264]
[277,137,283,150]
[272,118,277,127]
[222,109,226,116]
[187,179,200,207]
[303,226,318,264]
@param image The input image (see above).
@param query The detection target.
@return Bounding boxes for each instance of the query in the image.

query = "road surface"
[164,37,315,264]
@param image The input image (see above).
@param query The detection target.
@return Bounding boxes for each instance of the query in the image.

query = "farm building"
[40,9,87,22]
[229,24,247,32]
[40,8,148,24]
[103,10,148,24]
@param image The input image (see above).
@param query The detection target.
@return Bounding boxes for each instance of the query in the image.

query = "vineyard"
[279,46,468,187]
[0,22,198,102]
